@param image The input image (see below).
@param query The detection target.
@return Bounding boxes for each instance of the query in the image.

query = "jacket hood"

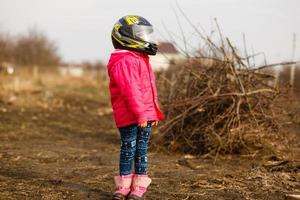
[107,49,148,75]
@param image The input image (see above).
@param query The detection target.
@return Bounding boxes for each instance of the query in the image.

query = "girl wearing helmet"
[107,15,164,200]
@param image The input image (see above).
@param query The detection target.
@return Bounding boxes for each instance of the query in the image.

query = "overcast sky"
[0,0,299,64]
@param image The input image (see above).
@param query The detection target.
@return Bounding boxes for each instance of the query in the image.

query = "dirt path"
[0,76,299,200]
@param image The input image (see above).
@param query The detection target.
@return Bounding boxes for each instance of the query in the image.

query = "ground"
[0,69,299,200]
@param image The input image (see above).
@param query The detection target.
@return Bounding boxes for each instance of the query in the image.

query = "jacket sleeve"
[110,59,148,124]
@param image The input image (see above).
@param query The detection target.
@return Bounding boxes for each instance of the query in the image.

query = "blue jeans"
[118,122,152,176]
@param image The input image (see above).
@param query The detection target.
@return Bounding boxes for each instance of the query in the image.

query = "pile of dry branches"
[156,33,284,155]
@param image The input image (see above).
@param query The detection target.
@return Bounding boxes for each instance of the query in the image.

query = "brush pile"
[156,36,281,155]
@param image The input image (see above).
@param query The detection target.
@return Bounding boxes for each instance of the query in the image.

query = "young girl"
[107,15,164,200]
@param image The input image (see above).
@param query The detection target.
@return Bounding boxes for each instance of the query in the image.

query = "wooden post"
[274,69,280,88]
[290,33,297,91]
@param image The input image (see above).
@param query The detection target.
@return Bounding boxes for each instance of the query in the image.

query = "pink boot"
[127,174,151,200]
[112,174,133,200]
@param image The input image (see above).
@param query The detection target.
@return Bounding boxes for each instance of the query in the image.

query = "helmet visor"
[132,25,156,43]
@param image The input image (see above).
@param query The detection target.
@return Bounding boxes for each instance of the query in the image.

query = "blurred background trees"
[0,33,13,64]
[0,28,61,67]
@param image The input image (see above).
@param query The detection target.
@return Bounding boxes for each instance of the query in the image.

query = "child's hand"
[138,121,159,128]
[138,121,148,128]
[151,121,158,126]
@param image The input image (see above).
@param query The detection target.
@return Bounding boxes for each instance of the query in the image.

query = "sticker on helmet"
[125,16,140,25]
[114,23,121,31]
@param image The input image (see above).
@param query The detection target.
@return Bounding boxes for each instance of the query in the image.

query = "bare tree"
[13,28,61,67]
[0,33,13,63]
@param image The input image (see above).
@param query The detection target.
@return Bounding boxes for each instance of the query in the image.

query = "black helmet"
[111,15,158,55]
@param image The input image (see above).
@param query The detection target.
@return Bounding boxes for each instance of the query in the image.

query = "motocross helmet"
[111,15,158,55]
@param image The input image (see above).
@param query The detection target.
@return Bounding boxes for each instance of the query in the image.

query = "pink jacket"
[107,49,164,128]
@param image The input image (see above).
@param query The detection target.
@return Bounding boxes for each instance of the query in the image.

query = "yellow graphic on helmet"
[114,22,121,31]
[125,16,140,25]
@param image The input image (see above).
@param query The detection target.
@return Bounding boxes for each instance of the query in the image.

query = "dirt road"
[0,74,299,200]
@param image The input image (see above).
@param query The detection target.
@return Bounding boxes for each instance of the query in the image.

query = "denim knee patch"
[120,138,136,161]
[121,140,136,149]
